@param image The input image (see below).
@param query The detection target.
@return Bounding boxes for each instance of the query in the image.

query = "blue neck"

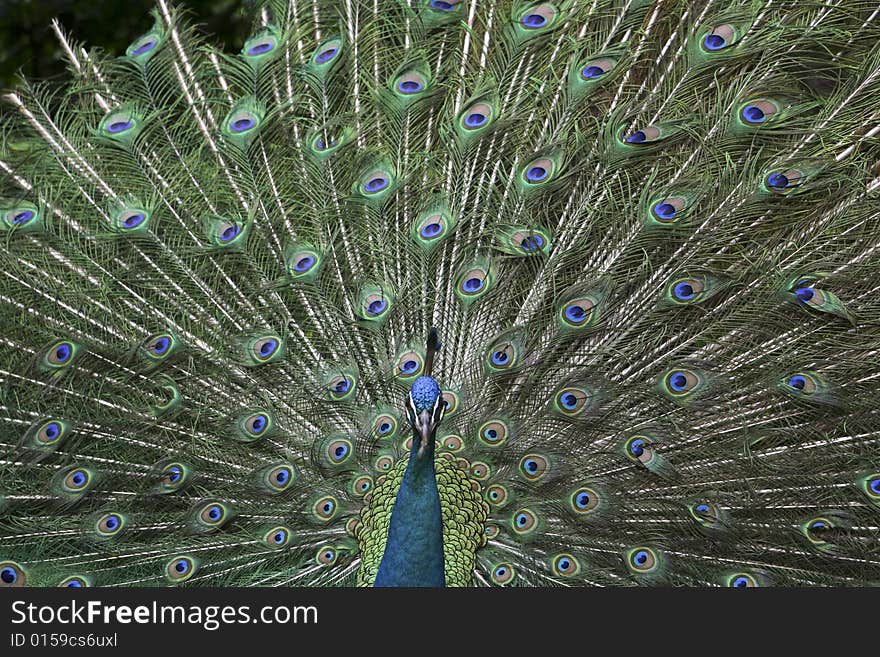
[373,434,445,587]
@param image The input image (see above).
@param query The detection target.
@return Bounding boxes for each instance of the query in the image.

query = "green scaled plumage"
[1,0,880,589]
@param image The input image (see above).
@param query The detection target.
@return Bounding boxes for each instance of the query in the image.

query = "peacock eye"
[166,555,197,582]
[570,486,600,514]
[478,420,509,447]
[580,57,615,80]
[327,439,353,464]
[729,574,757,588]
[551,553,580,577]
[265,526,290,548]
[313,38,342,65]
[317,546,338,565]
[629,548,656,571]
[313,496,338,521]
[491,563,515,585]
[0,562,26,587]
[518,454,549,482]
[701,24,736,52]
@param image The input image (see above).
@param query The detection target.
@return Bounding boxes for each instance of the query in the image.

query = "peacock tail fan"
[1,0,880,588]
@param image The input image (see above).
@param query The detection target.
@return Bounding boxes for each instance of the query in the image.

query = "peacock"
[1,0,879,589]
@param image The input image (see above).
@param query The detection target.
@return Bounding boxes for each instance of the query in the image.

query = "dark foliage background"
[0,0,257,89]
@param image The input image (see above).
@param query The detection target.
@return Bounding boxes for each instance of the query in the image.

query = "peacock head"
[405,375,446,459]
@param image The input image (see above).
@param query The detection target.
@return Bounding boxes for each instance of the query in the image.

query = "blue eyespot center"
[123,212,146,228]
[520,234,545,252]
[561,393,578,409]
[565,304,586,322]
[654,202,677,219]
[259,339,278,357]
[559,559,570,569]
[275,469,290,485]
[132,39,157,56]
[767,172,789,189]
[167,466,182,483]
[625,130,647,144]
[108,120,132,134]
[703,33,727,50]
[152,336,170,355]
[364,176,389,193]
[231,118,255,133]
[516,514,527,525]
[674,282,695,300]
[464,277,484,292]
[421,222,443,238]
[45,422,61,440]
[248,42,274,55]
[465,112,487,127]
[251,415,268,434]
[788,375,806,390]
[526,166,548,182]
[55,343,72,362]
[630,439,646,457]
[401,359,419,374]
[742,105,766,123]
[795,287,814,302]
[732,576,749,587]
[522,13,547,28]
[1,567,17,584]
[577,493,590,508]
[634,551,649,565]
[105,515,120,530]
[334,378,351,394]
[869,478,880,494]
[669,372,688,391]
[12,210,34,225]
[208,505,221,520]
[430,0,455,10]
[175,560,189,574]
[525,459,538,472]
[72,471,86,487]
[379,422,391,433]
[695,504,709,513]
[492,350,509,365]
[397,79,424,94]
[220,225,242,242]
[367,299,388,315]
[66,580,82,588]
[273,531,286,543]
[295,255,316,272]
[581,65,606,79]
[315,47,338,64]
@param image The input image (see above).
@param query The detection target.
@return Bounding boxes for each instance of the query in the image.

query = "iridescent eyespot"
[554,386,593,416]
[441,390,460,416]
[243,30,278,58]
[738,99,781,126]
[128,37,158,57]
[250,336,282,363]
[0,561,26,587]
[627,547,658,573]
[362,291,392,319]
[491,563,515,585]
[328,374,355,399]
[621,125,661,144]
[561,299,596,327]
[570,486,600,514]
[35,419,66,446]
[763,168,805,194]
[519,4,556,30]
[511,508,538,534]
[327,439,353,465]
[522,158,554,184]
[510,229,549,254]
[59,575,90,588]
[860,473,880,500]
[478,420,509,447]
[457,267,491,297]
[665,369,698,394]
[96,512,126,536]
[350,475,373,497]
[418,214,447,239]
[375,455,394,472]
[484,524,500,540]
[650,196,687,223]
[461,102,493,130]
[429,0,459,11]
[313,38,342,66]
[12,210,34,225]
[489,343,515,369]
[579,57,616,80]
[46,341,76,367]
[470,462,490,480]
[226,110,259,135]
[518,454,549,482]
[441,435,463,452]
[551,553,580,577]
[624,435,655,465]
[373,414,397,438]
[264,526,291,548]
[785,372,816,394]
[63,467,92,492]
[244,412,270,437]
[265,465,294,492]
[396,352,424,378]
[485,484,509,507]
[316,546,338,565]
[199,502,229,526]
[313,496,338,521]
[119,210,147,230]
[394,72,428,95]
[165,555,197,582]
[727,573,758,588]
[803,517,836,545]
[159,463,188,491]
[701,24,736,52]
